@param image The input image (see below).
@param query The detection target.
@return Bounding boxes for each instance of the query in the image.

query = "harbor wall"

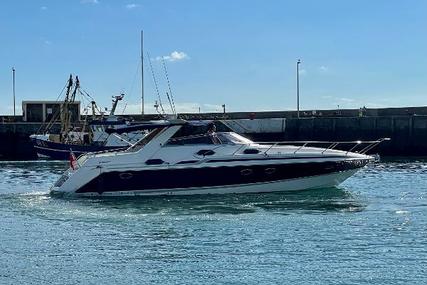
[0,123,60,160]
[1,113,427,159]
[268,116,427,156]
[233,116,427,156]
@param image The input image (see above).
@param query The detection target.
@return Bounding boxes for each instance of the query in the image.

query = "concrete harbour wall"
[1,115,427,160]
[278,116,427,156]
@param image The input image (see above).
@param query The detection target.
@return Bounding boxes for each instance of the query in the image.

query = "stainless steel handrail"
[253,138,390,155]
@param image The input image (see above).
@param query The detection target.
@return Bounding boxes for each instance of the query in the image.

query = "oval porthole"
[265,168,276,175]
[243,148,260,154]
[119,172,133,180]
[145,159,165,165]
[240,169,253,176]
[196,149,215,156]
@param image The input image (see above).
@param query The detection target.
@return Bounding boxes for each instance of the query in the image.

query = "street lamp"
[296,59,301,119]
[12,67,16,117]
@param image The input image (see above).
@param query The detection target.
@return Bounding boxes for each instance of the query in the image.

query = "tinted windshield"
[127,127,165,152]
[216,132,253,144]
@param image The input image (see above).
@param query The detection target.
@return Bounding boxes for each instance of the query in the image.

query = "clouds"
[297,65,329,76]
[155,51,189,62]
[79,1,142,10]
[125,3,140,9]
[80,0,99,4]
[122,102,222,114]
[319,66,328,72]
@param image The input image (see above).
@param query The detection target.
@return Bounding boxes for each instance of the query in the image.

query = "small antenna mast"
[161,57,176,115]
[147,52,166,116]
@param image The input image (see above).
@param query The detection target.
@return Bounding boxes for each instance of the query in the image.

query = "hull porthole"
[119,172,133,180]
[240,169,253,176]
[265,168,276,175]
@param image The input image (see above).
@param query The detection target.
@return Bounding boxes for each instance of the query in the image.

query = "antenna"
[166,91,175,116]
[147,52,166,116]
[161,57,176,115]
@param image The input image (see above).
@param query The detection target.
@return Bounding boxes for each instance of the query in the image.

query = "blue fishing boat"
[30,75,144,160]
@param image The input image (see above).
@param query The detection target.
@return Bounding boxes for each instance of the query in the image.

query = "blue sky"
[0,0,426,115]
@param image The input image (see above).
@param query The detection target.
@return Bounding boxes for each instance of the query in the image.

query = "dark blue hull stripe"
[206,156,344,163]
[76,159,369,194]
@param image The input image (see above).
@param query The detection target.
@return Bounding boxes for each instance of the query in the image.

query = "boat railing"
[251,138,390,156]
[80,147,128,159]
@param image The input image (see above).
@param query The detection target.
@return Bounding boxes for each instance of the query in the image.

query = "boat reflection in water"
[51,119,388,197]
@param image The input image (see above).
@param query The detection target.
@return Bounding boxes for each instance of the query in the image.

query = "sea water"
[0,160,426,284]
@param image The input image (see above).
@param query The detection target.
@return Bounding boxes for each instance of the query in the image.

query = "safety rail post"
[360,141,381,154]
[321,142,339,154]
[346,141,362,155]
[264,142,278,155]
[293,143,308,154]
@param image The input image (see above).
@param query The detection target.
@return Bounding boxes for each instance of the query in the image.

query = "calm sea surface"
[0,160,426,284]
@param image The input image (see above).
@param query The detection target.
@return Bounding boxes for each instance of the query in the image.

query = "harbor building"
[22,101,80,122]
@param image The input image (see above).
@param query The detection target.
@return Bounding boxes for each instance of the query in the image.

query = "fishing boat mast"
[60,75,74,136]
[110,94,124,116]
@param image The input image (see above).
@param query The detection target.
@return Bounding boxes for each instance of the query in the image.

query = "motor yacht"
[51,119,386,196]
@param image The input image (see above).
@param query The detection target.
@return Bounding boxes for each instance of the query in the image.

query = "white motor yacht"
[51,119,386,196]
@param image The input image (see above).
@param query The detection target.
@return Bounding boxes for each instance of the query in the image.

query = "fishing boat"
[30,75,145,160]
[51,119,388,196]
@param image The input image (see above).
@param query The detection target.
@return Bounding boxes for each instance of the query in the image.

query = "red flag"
[69,149,78,170]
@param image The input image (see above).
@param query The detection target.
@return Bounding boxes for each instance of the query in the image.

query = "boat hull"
[52,169,360,197]
[30,137,124,160]
[52,158,370,196]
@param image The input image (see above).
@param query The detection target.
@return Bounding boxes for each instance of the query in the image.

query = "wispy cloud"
[155,51,189,62]
[339,97,355,103]
[319,66,328,72]
[121,102,222,114]
[299,69,307,75]
[40,6,48,10]
[44,40,52,45]
[125,3,140,9]
[80,0,99,4]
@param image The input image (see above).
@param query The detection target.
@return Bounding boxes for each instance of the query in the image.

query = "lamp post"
[296,59,301,119]
[140,30,144,117]
[12,67,16,117]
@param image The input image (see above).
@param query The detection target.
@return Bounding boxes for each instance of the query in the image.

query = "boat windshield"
[126,127,165,152]
[216,132,253,145]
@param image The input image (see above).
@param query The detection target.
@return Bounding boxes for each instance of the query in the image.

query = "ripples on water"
[0,160,426,284]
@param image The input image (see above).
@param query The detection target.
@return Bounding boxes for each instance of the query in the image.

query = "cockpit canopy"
[125,120,253,152]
